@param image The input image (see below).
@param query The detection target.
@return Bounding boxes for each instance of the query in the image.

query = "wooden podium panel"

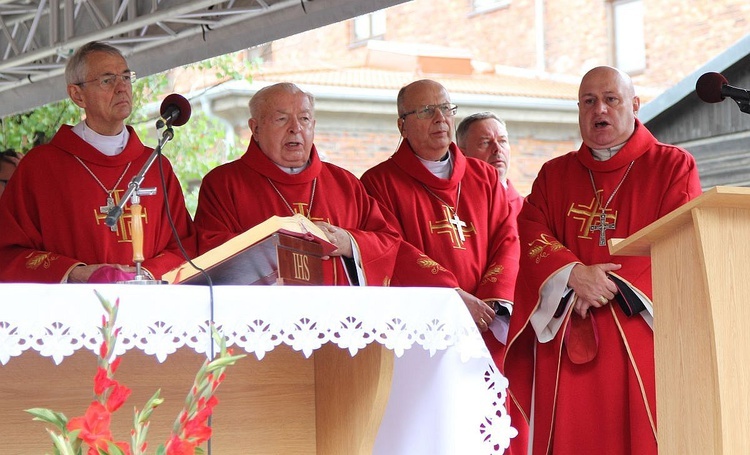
[0,343,393,454]
[610,186,750,454]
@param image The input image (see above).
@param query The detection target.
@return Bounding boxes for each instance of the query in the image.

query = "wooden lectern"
[609,186,750,454]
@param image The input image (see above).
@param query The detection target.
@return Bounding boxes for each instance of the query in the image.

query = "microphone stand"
[105,124,177,284]
[734,99,750,115]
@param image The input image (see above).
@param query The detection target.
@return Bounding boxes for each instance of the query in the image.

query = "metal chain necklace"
[267,177,317,218]
[587,161,635,246]
[74,156,131,231]
[421,181,468,241]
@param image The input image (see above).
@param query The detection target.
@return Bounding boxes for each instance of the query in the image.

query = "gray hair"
[248,82,315,119]
[65,41,126,85]
[456,112,506,149]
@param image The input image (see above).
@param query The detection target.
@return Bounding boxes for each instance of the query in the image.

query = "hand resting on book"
[314,221,353,258]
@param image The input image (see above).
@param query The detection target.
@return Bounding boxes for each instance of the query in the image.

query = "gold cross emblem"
[429,205,475,249]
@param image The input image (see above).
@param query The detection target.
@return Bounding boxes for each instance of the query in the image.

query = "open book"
[163,214,336,285]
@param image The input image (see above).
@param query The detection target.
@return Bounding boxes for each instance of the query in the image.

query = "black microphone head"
[696,72,729,103]
[160,93,192,126]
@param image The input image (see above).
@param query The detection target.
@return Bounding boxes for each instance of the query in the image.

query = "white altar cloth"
[0,283,514,453]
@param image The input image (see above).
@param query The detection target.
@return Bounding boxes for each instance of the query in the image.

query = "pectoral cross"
[449,211,467,242]
[590,210,615,246]
[99,196,117,232]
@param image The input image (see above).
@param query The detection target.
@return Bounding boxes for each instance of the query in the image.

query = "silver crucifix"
[100,196,117,232]
[449,211,467,242]
[590,210,615,246]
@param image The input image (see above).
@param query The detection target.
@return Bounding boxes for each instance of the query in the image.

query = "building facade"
[188,0,750,194]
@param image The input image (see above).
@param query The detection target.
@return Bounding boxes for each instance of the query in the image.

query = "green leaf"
[27,407,68,428]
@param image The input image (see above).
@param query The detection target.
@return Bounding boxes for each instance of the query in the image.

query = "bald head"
[577,66,640,150]
[396,79,455,161]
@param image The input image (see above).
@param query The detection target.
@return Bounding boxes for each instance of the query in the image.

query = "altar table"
[0,284,514,454]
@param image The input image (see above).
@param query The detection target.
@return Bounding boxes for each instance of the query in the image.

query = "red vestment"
[0,125,196,282]
[362,141,519,357]
[504,121,702,454]
[506,179,524,220]
[194,140,458,287]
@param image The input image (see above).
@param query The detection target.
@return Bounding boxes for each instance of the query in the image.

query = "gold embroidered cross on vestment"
[423,182,475,248]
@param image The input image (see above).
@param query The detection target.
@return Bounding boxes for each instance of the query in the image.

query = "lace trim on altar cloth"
[0,311,493,365]
[0,284,493,364]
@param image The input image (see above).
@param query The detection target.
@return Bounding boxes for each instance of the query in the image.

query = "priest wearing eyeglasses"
[0,41,196,283]
[361,79,520,367]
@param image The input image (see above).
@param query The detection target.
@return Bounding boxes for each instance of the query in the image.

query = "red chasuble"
[362,141,520,364]
[504,121,702,455]
[506,179,524,221]
[194,139,458,287]
[0,125,196,282]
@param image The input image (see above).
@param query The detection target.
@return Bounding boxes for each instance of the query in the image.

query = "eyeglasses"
[400,103,458,120]
[75,71,136,89]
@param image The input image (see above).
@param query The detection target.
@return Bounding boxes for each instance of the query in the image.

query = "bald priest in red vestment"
[361,80,520,368]
[194,82,459,287]
[504,66,703,455]
[0,41,196,284]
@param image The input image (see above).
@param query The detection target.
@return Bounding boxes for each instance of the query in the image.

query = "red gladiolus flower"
[182,417,212,444]
[67,401,113,449]
[94,367,117,395]
[111,356,122,373]
[166,435,197,455]
[106,383,132,412]
[192,396,218,425]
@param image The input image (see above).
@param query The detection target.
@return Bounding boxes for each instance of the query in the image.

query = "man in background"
[457,112,523,218]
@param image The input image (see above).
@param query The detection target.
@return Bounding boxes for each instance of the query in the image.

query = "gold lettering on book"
[292,252,311,281]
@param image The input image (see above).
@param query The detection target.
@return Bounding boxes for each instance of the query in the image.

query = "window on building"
[471,0,510,14]
[351,10,386,44]
[611,0,645,74]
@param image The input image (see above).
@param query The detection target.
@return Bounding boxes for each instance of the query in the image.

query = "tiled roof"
[252,65,581,100]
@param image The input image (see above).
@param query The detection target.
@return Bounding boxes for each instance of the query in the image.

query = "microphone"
[696,72,750,104]
[156,93,191,128]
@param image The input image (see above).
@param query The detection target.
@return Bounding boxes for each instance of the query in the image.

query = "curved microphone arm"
[104,126,175,228]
